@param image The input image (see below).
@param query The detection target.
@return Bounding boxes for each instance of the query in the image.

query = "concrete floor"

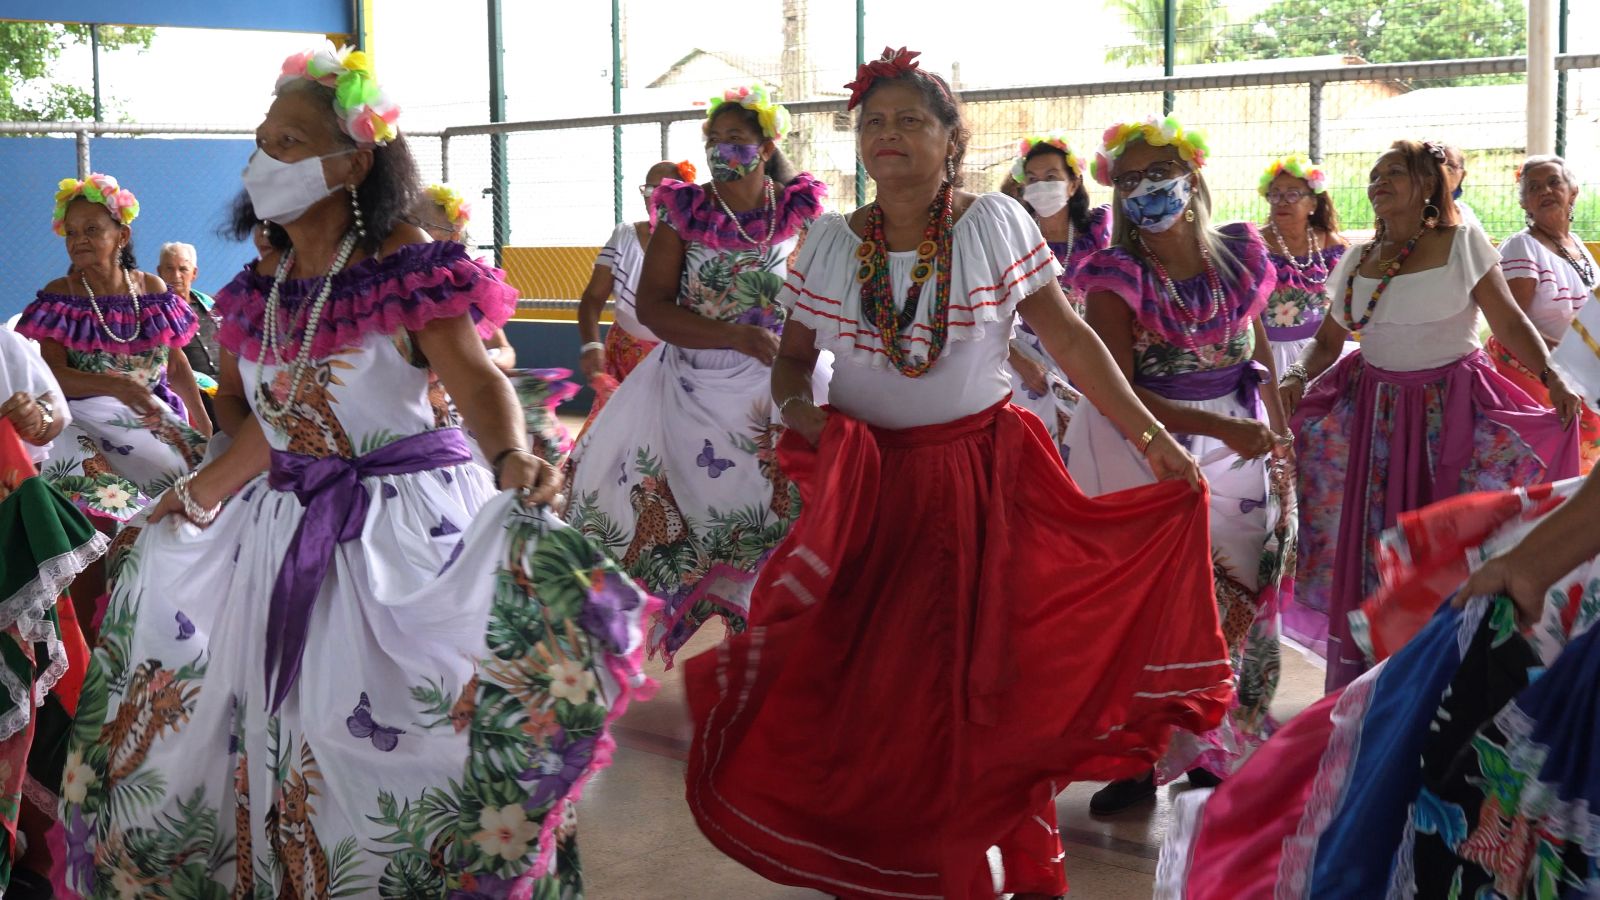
[575,624,1328,899]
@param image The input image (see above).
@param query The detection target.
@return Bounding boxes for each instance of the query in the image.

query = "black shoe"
[1088,770,1156,815]
[1186,767,1224,788]
[8,868,53,900]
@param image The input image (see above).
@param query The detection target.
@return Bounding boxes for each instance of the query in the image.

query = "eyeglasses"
[1112,161,1190,194]
[638,183,663,198]
[1267,189,1308,205]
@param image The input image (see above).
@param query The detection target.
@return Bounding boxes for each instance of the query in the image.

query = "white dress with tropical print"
[58,243,652,900]
[563,176,828,665]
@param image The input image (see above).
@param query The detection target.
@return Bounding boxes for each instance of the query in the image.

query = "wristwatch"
[32,397,54,441]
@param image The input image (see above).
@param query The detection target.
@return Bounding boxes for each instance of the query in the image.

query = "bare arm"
[36,338,163,418]
[155,413,272,519]
[576,264,614,378]
[163,346,211,437]
[1251,316,1288,436]
[212,350,252,436]
[1280,312,1350,416]
[635,225,768,356]
[771,321,826,443]
[415,313,558,502]
[1477,265,1580,423]
[1,392,64,445]
[1020,282,1200,485]
[483,327,516,372]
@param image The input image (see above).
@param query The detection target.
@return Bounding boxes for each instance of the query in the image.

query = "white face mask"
[241,148,352,225]
[1023,180,1070,218]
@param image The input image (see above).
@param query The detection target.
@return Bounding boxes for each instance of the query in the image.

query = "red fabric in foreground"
[684,402,1232,899]
[1183,691,1343,899]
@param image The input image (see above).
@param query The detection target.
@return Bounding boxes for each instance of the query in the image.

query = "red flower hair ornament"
[845,47,924,111]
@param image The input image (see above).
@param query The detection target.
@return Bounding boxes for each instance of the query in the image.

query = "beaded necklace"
[1533,224,1597,288]
[255,231,359,424]
[710,178,777,255]
[1133,230,1228,351]
[1342,226,1424,332]
[854,182,955,377]
[1266,220,1328,285]
[79,268,143,344]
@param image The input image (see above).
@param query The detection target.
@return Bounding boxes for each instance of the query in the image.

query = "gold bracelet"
[1136,421,1166,454]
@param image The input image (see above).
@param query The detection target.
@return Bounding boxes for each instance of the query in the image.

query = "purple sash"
[1135,360,1267,411]
[264,427,473,712]
[1264,319,1322,342]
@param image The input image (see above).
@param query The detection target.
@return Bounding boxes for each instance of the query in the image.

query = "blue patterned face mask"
[1121,175,1193,233]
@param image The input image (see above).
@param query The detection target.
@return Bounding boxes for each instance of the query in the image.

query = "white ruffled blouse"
[780,193,1063,429]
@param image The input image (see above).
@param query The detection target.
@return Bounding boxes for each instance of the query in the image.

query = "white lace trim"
[0,533,108,742]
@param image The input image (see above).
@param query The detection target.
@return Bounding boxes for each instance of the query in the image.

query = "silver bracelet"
[579,341,606,354]
[172,472,221,528]
[1279,362,1310,385]
[778,395,812,418]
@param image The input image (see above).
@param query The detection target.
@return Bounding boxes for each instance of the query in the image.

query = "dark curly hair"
[854,69,970,187]
[225,79,421,255]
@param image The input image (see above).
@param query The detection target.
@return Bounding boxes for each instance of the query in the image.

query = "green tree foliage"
[1104,0,1228,66]
[0,22,154,121]
[1217,0,1526,67]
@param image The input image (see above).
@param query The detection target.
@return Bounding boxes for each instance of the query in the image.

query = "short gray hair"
[159,241,197,265]
[1519,154,1580,197]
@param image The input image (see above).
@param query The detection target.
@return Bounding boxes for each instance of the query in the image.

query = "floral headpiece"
[1011,132,1083,184]
[706,84,790,142]
[1258,152,1328,196]
[1090,115,1210,187]
[424,183,470,231]
[674,160,698,183]
[277,43,401,146]
[52,173,138,236]
[845,46,925,111]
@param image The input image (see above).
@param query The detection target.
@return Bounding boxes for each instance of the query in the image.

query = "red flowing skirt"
[684,402,1232,899]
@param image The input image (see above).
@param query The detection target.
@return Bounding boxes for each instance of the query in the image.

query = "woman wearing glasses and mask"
[1066,116,1291,813]
[1007,133,1110,458]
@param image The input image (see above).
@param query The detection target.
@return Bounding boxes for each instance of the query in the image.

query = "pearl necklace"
[255,231,359,423]
[1134,231,1228,349]
[710,178,777,254]
[1266,220,1328,285]
[80,268,143,344]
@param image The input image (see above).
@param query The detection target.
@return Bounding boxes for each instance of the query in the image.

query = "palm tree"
[1104,0,1227,67]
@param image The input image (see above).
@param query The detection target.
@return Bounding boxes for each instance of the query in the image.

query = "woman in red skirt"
[683,47,1235,899]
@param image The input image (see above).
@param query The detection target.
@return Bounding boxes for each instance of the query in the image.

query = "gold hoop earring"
[1422,203,1441,229]
[1183,207,1196,223]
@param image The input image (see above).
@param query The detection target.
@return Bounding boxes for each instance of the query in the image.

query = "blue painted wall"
[0,136,257,320]
[4,0,351,33]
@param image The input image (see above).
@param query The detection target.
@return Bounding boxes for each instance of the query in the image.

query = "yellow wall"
[500,246,606,322]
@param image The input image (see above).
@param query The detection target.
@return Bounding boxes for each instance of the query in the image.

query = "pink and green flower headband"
[1012,132,1084,184]
[1091,115,1210,187]
[424,183,470,231]
[52,173,138,236]
[277,43,401,147]
[1259,152,1328,196]
[706,84,791,142]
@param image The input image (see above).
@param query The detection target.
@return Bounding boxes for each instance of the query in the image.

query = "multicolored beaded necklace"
[1342,225,1424,332]
[1133,230,1228,351]
[854,182,955,377]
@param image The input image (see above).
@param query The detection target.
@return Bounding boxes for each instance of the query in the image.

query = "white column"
[1528,0,1557,155]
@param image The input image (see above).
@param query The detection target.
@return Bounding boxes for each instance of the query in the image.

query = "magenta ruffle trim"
[215,241,518,363]
[1268,242,1347,293]
[653,173,827,252]
[1075,221,1275,347]
[16,289,198,355]
[1058,204,1113,286]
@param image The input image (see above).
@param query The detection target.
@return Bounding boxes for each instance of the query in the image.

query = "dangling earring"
[1525,211,1536,228]
[945,155,956,184]
[1422,202,1441,229]
[347,184,367,240]
[1570,205,1577,223]
[1183,207,1195,223]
